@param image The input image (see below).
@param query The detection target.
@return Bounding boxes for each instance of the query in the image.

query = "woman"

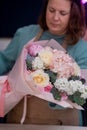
[0,0,87,126]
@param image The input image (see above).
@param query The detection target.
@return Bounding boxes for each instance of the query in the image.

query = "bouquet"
[26,41,87,106]
[0,39,87,118]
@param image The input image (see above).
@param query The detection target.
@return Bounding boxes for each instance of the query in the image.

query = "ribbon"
[20,95,32,124]
[0,78,11,117]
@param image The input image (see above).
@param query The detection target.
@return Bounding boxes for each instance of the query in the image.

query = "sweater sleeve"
[0,29,22,75]
[0,24,40,75]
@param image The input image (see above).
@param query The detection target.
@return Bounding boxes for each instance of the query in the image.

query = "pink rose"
[44,85,53,92]
[28,44,43,56]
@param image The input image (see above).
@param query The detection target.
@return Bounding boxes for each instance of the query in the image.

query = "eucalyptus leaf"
[26,54,34,70]
[26,60,32,70]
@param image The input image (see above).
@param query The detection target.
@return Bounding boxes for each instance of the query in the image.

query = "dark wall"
[0,0,43,37]
[0,1,87,37]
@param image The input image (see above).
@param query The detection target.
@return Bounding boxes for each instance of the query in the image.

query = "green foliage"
[45,70,57,84]
[68,76,80,81]
[51,87,61,100]
[68,91,86,105]
[68,75,86,84]
[26,59,32,70]
[26,54,34,70]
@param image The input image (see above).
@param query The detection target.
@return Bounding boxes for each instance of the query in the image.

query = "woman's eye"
[49,8,55,13]
[60,11,70,16]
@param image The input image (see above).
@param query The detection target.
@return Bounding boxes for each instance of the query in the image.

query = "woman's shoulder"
[15,24,41,35]
[76,39,87,50]
[68,39,87,54]
[73,39,87,69]
[68,39,87,69]
[12,24,41,43]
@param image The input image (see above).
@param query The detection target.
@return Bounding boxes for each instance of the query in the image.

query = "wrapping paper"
[0,39,87,117]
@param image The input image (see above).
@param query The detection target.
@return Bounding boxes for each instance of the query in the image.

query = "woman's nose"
[53,12,60,20]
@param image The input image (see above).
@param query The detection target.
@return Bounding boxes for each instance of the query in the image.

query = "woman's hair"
[84,2,87,26]
[38,0,86,45]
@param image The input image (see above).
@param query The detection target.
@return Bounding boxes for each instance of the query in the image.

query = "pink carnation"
[28,44,43,56]
[60,92,68,101]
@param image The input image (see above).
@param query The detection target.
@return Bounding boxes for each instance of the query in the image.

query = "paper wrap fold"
[0,39,87,117]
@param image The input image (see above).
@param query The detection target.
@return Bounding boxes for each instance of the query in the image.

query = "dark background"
[0,0,43,37]
[0,1,87,37]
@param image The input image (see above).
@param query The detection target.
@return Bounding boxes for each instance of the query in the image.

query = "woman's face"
[46,0,71,35]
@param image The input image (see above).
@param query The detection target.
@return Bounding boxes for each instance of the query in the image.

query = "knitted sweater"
[0,24,87,75]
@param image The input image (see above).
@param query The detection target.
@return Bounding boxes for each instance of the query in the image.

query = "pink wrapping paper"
[0,39,87,117]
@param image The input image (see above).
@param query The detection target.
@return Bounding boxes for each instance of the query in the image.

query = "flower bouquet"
[26,40,87,107]
[0,39,87,117]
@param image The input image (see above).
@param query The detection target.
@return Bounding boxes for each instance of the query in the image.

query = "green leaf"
[51,87,61,100]
[69,91,86,106]
[26,54,34,70]
[26,59,32,70]
[45,70,57,84]
[68,95,74,102]
[68,75,80,81]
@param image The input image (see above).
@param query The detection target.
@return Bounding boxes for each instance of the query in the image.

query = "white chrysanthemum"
[32,57,45,70]
[54,78,87,96]
[68,80,82,94]
[81,91,87,99]
[54,78,70,92]
[77,83,87,93]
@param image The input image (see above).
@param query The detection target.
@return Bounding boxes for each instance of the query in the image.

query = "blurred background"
[0,0,87,37]
[0,0,43,37]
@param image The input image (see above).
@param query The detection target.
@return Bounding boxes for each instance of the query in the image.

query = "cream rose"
[38,48,53,67]
[31,69,49,87]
